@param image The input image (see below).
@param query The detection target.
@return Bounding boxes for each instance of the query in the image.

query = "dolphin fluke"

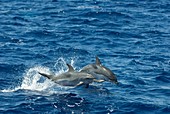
[38,72,53,80]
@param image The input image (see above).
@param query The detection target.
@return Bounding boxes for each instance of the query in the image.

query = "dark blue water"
[0,0,170,113]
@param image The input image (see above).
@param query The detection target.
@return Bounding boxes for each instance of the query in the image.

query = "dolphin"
[80,56,118,84]
[38,64,94,88]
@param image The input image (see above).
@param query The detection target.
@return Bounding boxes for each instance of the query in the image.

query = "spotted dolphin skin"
[80,56,118,84]
[38,64,94,87]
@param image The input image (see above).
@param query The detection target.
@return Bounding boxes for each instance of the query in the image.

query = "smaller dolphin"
[80,56,118,84]
[38,64,94,88]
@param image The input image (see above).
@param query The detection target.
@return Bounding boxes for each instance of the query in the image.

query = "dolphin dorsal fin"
[66,64,74,72]
[96,56,101,65]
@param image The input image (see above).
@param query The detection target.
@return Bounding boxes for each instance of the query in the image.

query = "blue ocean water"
[0,0,170,113]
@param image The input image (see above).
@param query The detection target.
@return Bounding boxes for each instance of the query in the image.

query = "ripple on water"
[0,0,170,113]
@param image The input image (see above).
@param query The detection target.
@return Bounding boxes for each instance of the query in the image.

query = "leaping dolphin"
[80,56,118,84]
[38,64,94,88]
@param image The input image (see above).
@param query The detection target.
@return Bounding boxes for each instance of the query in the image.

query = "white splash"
[20,66,55,91]
[1,57,76,93]
[1,66,55,93]
[1,87,20,93]
[54,57,76,73]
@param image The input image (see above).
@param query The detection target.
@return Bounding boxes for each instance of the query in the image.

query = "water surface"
[0,0,170,113]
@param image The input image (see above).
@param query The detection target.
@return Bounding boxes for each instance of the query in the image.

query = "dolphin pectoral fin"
[76,82,89,88]
[38,72,53,79]
[75,81,84,87]
[93,79,105,83]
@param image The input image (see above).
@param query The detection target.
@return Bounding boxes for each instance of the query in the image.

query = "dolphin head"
[95,56,118,84]
[96,65,118,84]
[81,56,118,84]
